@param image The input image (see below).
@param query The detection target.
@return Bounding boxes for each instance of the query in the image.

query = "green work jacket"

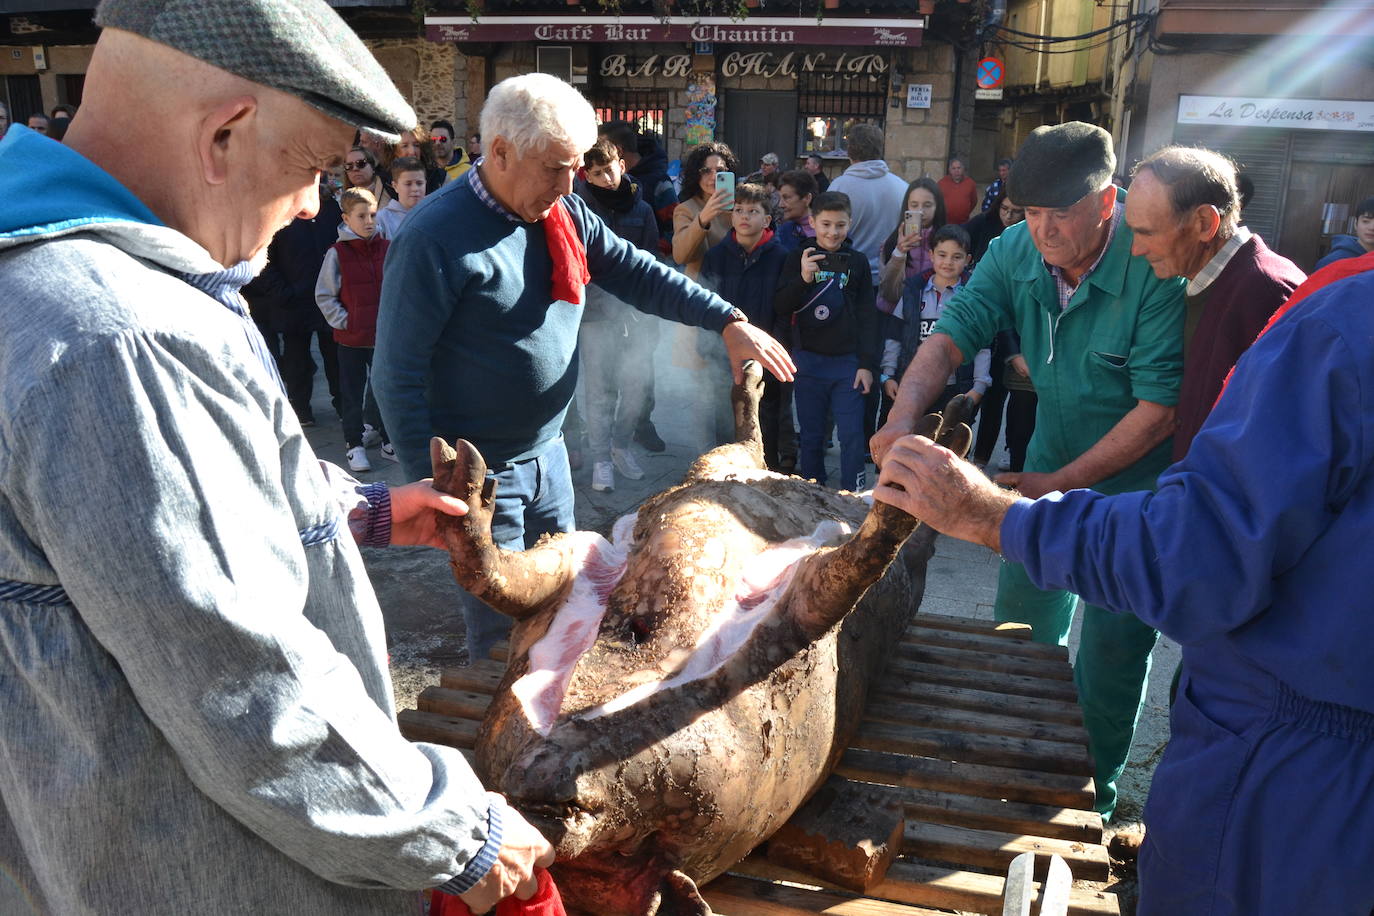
[933,190,1186,495]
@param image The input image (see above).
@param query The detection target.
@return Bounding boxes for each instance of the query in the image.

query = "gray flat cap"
[95,0,416,142]
[1006,122,1116,209]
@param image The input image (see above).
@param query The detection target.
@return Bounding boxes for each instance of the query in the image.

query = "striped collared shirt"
[1045,200,1124,311]
[1187,226,1252,296]
[467,159,523,223]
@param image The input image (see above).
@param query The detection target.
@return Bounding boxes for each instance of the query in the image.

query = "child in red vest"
[315,187,397,472]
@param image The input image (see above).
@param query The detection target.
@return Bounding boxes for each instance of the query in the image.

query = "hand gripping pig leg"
[430,437,577,619]
[786,395,973,641]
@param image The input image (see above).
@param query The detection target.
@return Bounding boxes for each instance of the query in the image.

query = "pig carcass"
[429,363,971,916]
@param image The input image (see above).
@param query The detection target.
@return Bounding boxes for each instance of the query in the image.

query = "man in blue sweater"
[874,267,1374,915]
[374,74,794,659]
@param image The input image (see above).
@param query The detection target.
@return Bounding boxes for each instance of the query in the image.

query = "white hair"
[480,73,598,158]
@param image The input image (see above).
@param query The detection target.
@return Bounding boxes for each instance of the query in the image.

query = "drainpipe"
[1034,0,1048,89]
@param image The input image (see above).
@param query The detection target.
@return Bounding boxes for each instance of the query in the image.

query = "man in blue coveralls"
[873,260,1374,914]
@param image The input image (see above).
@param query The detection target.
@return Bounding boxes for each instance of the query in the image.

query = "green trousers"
[995,558,1159,820]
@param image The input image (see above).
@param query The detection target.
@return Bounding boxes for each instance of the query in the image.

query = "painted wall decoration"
[685,71,717,147]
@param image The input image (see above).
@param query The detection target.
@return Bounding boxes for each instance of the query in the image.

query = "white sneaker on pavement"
[611,446,644,480]
[591,461,615,492]
[361,424,382,448]
[997,455,1012,472]
[380,443,400,463]
[347,446,371,472]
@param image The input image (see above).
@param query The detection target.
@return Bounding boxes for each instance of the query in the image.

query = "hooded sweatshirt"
[1314,233,1371,270]
[315,222,390,346]
[0,125,497,915]
[375,195,415,240]
[827,158,909,282]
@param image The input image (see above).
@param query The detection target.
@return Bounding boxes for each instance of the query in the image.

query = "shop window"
[591,89,670,141]
[796,71,886,159]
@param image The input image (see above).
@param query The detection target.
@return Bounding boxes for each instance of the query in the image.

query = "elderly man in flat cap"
[873,122,1186,821]
[0,2,555,914]
[374,73,795,661]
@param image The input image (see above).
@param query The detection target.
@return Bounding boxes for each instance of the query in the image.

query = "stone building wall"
[366,36,474,136]
[884,42,956,181]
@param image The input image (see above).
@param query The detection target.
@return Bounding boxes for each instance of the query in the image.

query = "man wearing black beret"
[873,122,1186,821]
[0,1,553,913]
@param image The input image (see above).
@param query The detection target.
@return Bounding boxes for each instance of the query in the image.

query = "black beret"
[1006,122,1116,209]
[95,0,416,142]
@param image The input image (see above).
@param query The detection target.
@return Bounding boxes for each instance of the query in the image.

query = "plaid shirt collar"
[1187,226,1251,296]
[1046,198,1124,310]
[468,159,523,224]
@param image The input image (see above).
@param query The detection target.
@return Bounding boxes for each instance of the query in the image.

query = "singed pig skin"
[434,369,969,916]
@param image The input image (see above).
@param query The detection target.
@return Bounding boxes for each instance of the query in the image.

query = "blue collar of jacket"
[0,125,163,243]
[1009,186,1132,311]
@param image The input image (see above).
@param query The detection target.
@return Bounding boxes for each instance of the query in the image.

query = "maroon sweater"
[1173,234,1305,460]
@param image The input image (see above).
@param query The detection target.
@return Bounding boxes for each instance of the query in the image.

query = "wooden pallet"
[398,612,1120,916]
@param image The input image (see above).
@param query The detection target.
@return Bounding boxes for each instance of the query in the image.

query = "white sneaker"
[591,461,615,492]
[347,446,371,472]
[379,443,400,463]
[361,424,382,448]
[611,447,644,480]
[997,455,1012,472]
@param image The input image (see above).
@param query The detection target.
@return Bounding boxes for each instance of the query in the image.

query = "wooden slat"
[731,857,1119,916]
[871,782,1102,845]
[836,748,1095,810]
[397,709,479,749]
[854,721,1094,777]
[417,686,493,721]
[864,698,1087,746]
[912,612,1033,640]
[897,643,1074,683]
[705,874,955,915]
[903,821,1110,882]
[904,624,1068,662]
[884,656,1080,703]
[438,658,507,696]
[871,678,1084,727]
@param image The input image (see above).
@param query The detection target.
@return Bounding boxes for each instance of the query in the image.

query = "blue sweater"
[374,172,735,477]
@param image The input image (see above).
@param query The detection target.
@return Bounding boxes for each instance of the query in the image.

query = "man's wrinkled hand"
[458,800,556,914]
[723,321,795,383]
[873,435,1017,551]
[388,479,468,548]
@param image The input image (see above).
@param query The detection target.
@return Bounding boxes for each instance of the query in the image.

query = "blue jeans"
[793,350,867,491]
[461,438,576,659]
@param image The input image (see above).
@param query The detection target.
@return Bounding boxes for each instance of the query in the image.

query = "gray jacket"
[0,125,494,915]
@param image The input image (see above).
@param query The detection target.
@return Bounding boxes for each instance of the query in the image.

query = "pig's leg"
[687,359,766,480]
[430,438,577,619]
[785,398,973,641]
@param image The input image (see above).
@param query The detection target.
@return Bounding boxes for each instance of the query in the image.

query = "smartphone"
[716,171,735,210]
[819,250,850,274]
[903,209,921,238]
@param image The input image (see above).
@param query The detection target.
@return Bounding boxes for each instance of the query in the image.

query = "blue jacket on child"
[700,230,789,338]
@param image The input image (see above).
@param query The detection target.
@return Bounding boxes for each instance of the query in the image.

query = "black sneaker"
[635,423,666,453]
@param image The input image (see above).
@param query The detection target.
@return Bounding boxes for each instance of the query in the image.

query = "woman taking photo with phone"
[672,142,738,281]
[876,177,945,313]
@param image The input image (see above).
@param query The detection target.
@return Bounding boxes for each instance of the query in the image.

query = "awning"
[425,14,925,47]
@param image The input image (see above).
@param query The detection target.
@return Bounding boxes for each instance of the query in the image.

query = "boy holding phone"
[880,223,990,419]
[700,182,794,467]
[773,191,878,490]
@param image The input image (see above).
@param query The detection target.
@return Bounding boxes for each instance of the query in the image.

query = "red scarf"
[543,199,590,305]
[734,227,775,251]
[429,868,566,916]
[1215,250,1374,404]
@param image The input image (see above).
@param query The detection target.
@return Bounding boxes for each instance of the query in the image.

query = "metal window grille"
[591,88,670,140]
[796,71,886,157]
